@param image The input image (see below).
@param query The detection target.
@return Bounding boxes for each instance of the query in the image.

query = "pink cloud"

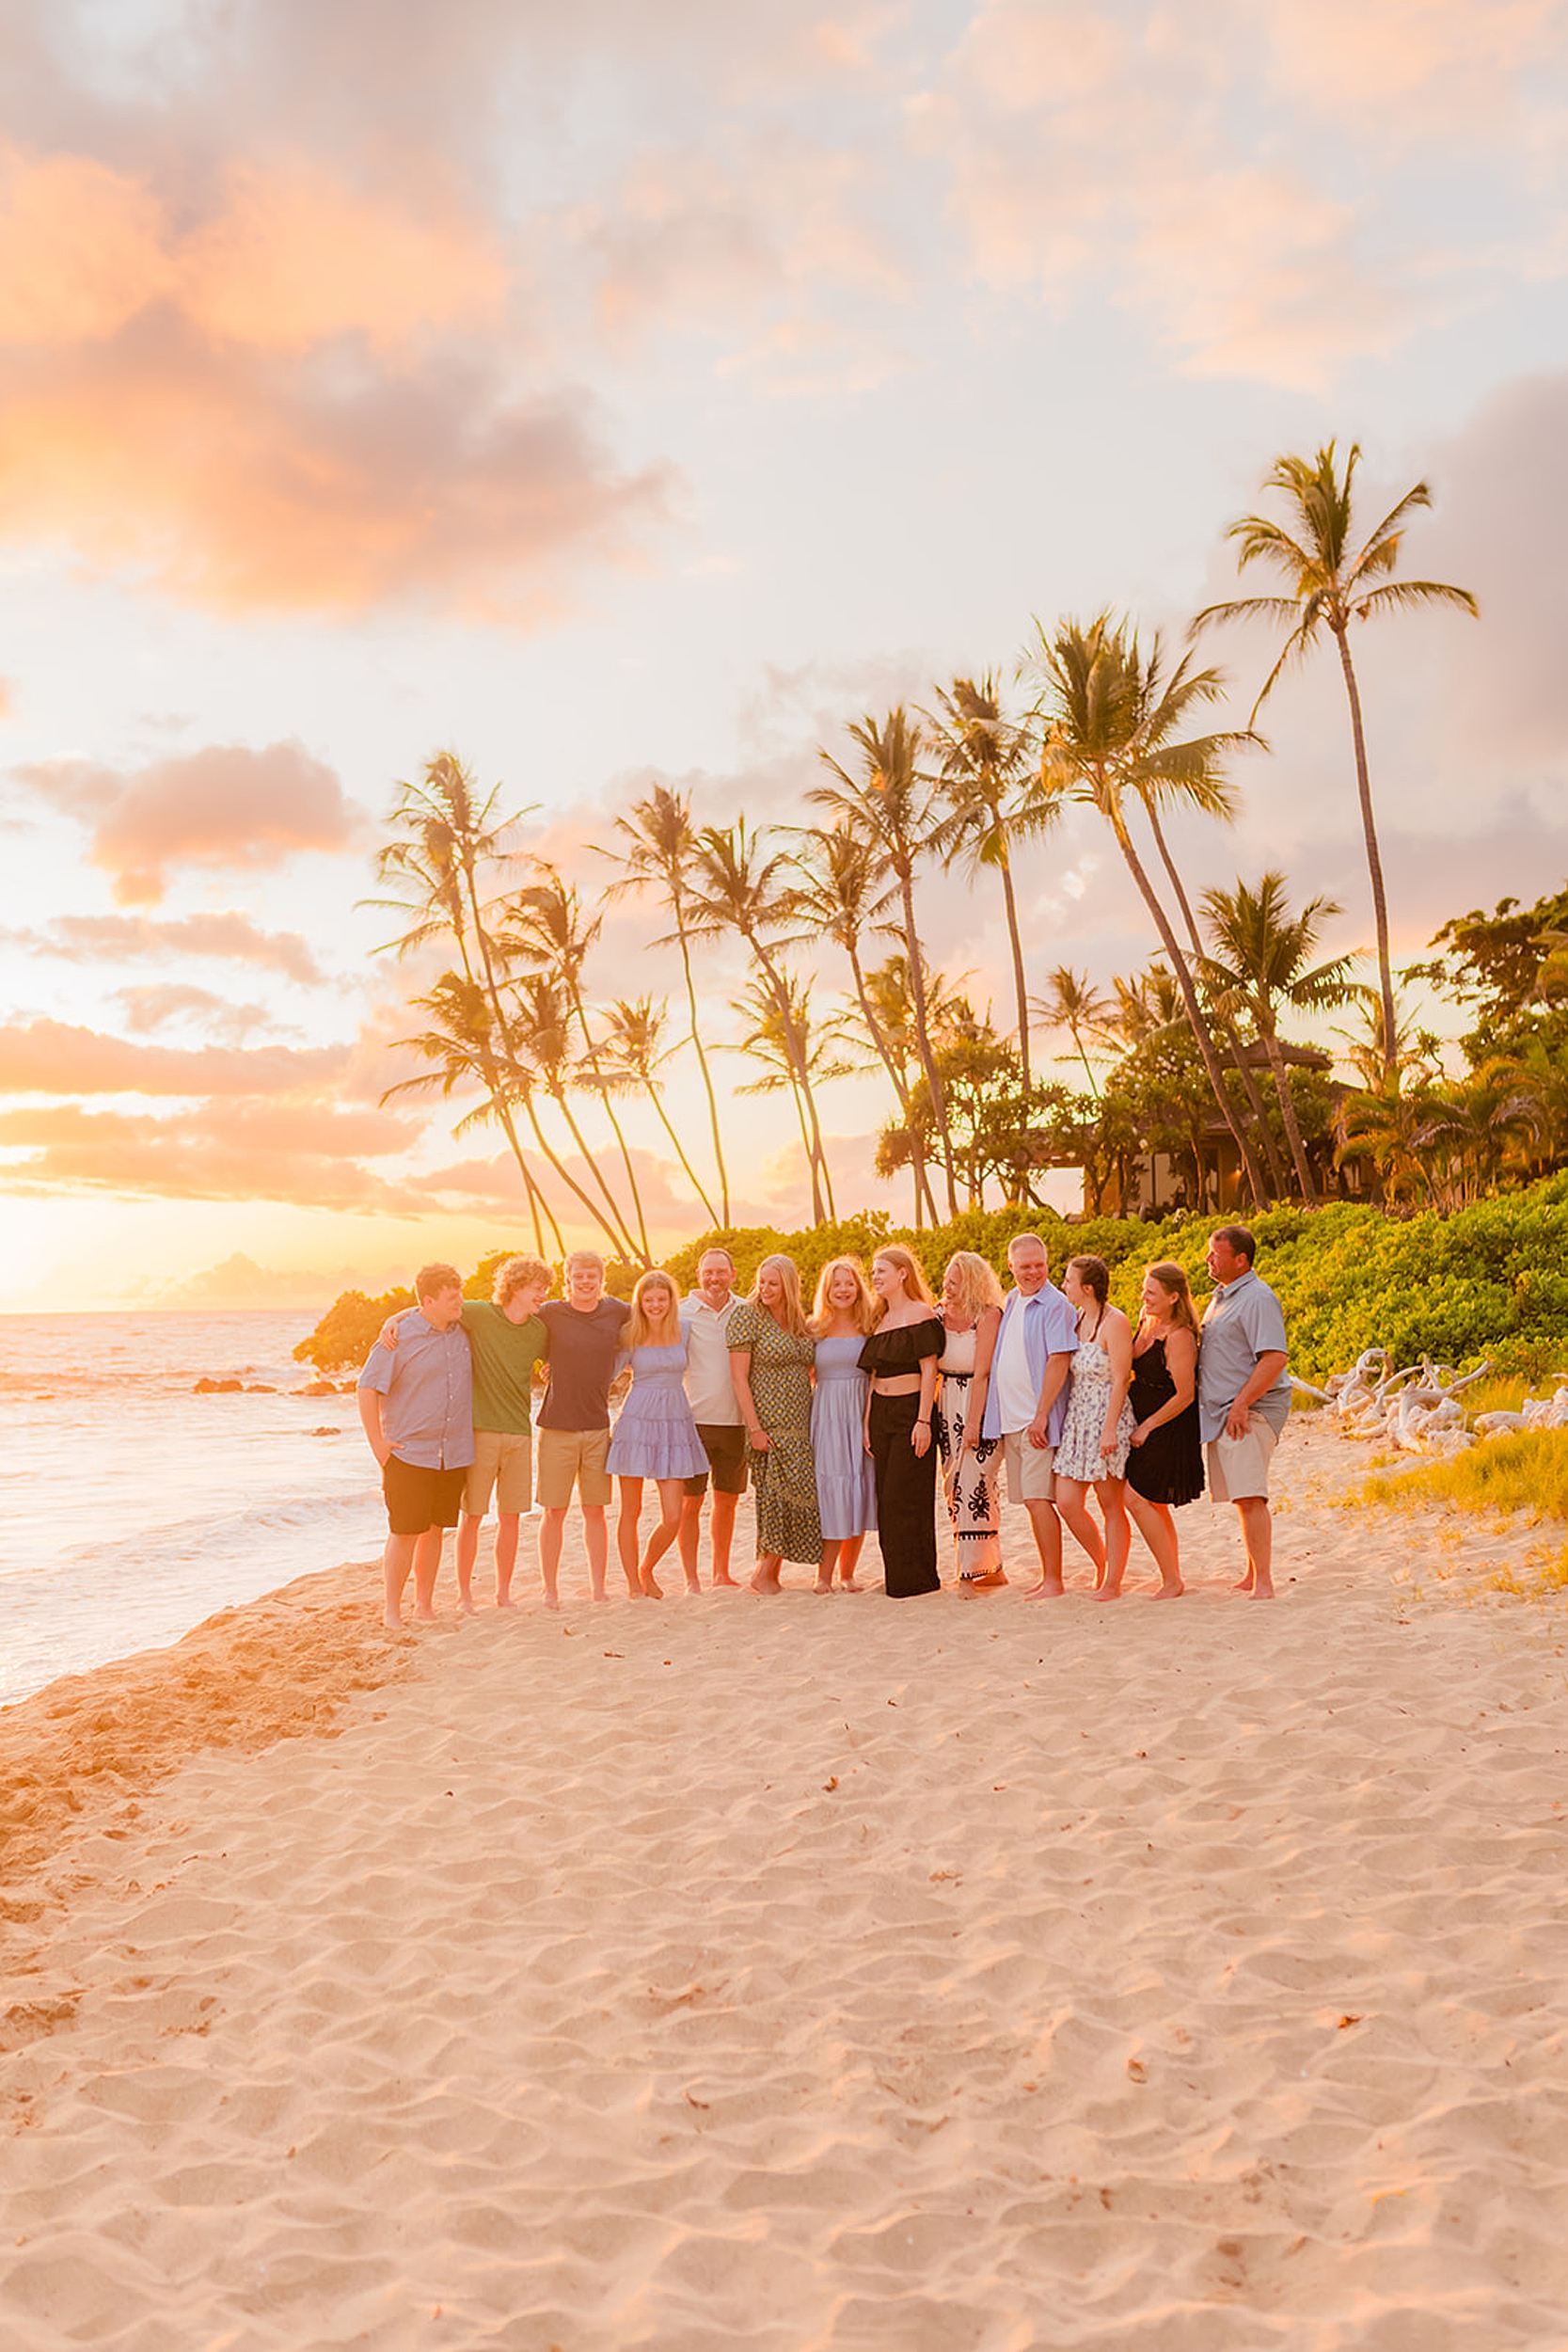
[15,739,360,902]
[0,1018,351,1097]
[5,910,330,983]
[0,1101,423,1210]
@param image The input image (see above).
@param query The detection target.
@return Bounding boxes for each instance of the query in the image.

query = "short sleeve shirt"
[461,1300,547,1436]
[537,1297,630,1430]
[357,1314,474,1469]
[678,1294,742,1424]
[1198,1268,1291,1441]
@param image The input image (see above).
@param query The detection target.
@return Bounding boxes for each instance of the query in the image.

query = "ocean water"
[0,1311,388,1709]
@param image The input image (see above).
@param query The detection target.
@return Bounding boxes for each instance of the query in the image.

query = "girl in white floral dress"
[1052,1254,1135,1598]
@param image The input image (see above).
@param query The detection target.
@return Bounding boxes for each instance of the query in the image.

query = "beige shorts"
[1002,1428,1057,1503]
[536,1424,612,1509]
[464,1428,532,1518]
[1206,1420,1279,1502]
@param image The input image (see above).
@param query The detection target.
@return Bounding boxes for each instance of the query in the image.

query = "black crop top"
[858,1315,944,1374]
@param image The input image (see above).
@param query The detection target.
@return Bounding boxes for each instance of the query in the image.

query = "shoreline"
[5,1422,1567,2345]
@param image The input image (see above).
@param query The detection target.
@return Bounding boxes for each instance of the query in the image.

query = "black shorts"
[683,1422,749,1499]
[382,1454,469,1536]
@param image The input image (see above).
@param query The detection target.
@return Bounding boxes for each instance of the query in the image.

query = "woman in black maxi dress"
[859,1247,944,1597]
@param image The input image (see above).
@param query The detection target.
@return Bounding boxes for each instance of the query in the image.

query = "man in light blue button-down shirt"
[358,1263,474,1627]
[980,1234,1079,1596]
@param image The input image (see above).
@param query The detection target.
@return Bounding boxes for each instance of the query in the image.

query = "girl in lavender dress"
[809,1256,878,1592]
[607,1270,709,1598]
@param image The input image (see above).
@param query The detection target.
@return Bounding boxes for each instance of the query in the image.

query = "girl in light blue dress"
[808,1256,878,1592]
[608,1270,709,1598]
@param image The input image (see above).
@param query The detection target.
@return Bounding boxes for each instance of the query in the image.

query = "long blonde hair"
[626,1267,681,1349]
[811,1255,877,1336]
[870,1244,938,1324]
[1143,1259,1199,1337]
[942,1250,1004,1322]
[751,1252,811,1338]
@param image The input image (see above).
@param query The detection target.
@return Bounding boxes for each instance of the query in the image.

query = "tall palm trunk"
[1260,1026,1320,1205]
[995,836,1032,1089]
[518,1082,637,1259]
[672,906,731,1223]
[563,995,651,1263]
[1142,800,1288,1197]
[648,1082,720,1227]
[1105,797,1269,1212]
[443,861,557,1254]
[748,936,831,1223]
[895,866,958,1216]
[1333,624,1398,1088]
[846,945,941,1225]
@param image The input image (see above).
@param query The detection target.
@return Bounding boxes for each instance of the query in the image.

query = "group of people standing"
[356,1225,1291,1625]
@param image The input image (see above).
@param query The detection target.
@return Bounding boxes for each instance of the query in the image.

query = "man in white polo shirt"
[980,1232,1080,1597]
[678,1248,746,1591]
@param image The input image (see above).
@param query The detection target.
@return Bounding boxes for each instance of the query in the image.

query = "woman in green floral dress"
[726,1253,823,1591]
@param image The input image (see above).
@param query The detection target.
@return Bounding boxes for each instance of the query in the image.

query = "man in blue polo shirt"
[1199,1225,1291,1600]
[357,1262,474,1628]
[980,1232,1079,1597]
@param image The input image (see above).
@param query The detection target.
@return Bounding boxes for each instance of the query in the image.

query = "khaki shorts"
[537,1424,612,1509]
[1002,1428,1057,1503]
[1206,1420,1279,1502]
[465,1428,532,1518]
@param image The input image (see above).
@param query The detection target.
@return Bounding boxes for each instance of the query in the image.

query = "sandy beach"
[4,1418,1566,2352]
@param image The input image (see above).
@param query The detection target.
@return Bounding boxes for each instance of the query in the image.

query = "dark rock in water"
[297,1379,339,1397]
[193,1376,245,1394]
[309,1425,341,1437]
[246,1383,277,1393]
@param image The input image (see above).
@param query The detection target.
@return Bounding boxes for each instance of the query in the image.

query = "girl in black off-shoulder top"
[858,1248,944,1597]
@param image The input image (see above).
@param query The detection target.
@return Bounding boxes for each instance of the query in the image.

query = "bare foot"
[1232,1574,1255,1591]
[1151,1581,1184,1599]
[543,1592,561,1613]
[413,1608,438,1625]
[683,1577,702,1596]
[590,1588,609,1605]
[1247,1581,1275,1599]
[811,1578,833,1595]
[641,1573,664,1598]
[711,1573,741,1589]
[960,1568,1007,1591]
[1093,1582,1124,1602]
[1022,1580,1066,1599]
[749,1568,782,1595]
[382,1612,404,1630]
[837,1577,863,1592]
[457,1597,478,1617]
[495,1594,515,1611]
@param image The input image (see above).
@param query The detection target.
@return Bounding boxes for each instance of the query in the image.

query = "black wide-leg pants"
[868,1392,942,1596]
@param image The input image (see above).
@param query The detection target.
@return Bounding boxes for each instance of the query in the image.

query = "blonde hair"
[751,1253,811,1338]
[811,1255,877,1336]
[1143,1258,1199,1337]
[942,1250,1004,1322]
[493,1253,552,1308]
[870,1244,938,1324]
[564,1248,605,1277]
[626,1267,681,1349]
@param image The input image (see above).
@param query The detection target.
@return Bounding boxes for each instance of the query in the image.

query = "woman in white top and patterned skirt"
[1052,1254,1135,1598]
[936,1250,1006,1587]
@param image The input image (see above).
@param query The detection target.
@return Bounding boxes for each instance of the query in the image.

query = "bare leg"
[454,1511,483,1613]
[750,1551,784,1594]
[837,1532,865,1590]
[639,1479,687,1595]
[1052,1478,1106,1586]
[1021,1498,1065,1597]
[1126,1488,1183,1596]
[617,1479,645,1595]
[539,1506,567,1611]
[411,1525,443,1621]
[710,1489,740,1586]
[814,1539,842,1594]
[1093,1477,1131,1598]
[678,1494,704,1587]
[382,1530,419,1627]
[1234,1497,1275,1597]
[493,1512,520,1607]
[582,1503,610,1600]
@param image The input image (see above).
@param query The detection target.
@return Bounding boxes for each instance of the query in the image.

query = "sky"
[2,0,1566,1310]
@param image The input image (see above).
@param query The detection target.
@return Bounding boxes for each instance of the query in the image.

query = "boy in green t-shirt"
[455,1254,552,1609]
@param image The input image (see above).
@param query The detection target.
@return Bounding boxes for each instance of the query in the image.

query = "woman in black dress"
[1125,1258,1204,1598]
[858,1247,944,1597]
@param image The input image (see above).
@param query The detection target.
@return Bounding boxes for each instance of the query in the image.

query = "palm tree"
[1031,964,1114,1096]
[598,785,731,1222]
[502,971,642,1259]
[1197,871,1359,1206]
[365,751,556,1252]
[809,708,958,1216]
[924,675,1057,1086]
[598,995,721,1226]
[790,820,940,1226]
[1020,612,1272,1211]
[686,818,832,1223]
[1194,441,1477,1085]
[731,976,849,1222]
[498,867,652,1263]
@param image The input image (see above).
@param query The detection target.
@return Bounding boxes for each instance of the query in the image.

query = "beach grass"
[1356,1426,1568,1599]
